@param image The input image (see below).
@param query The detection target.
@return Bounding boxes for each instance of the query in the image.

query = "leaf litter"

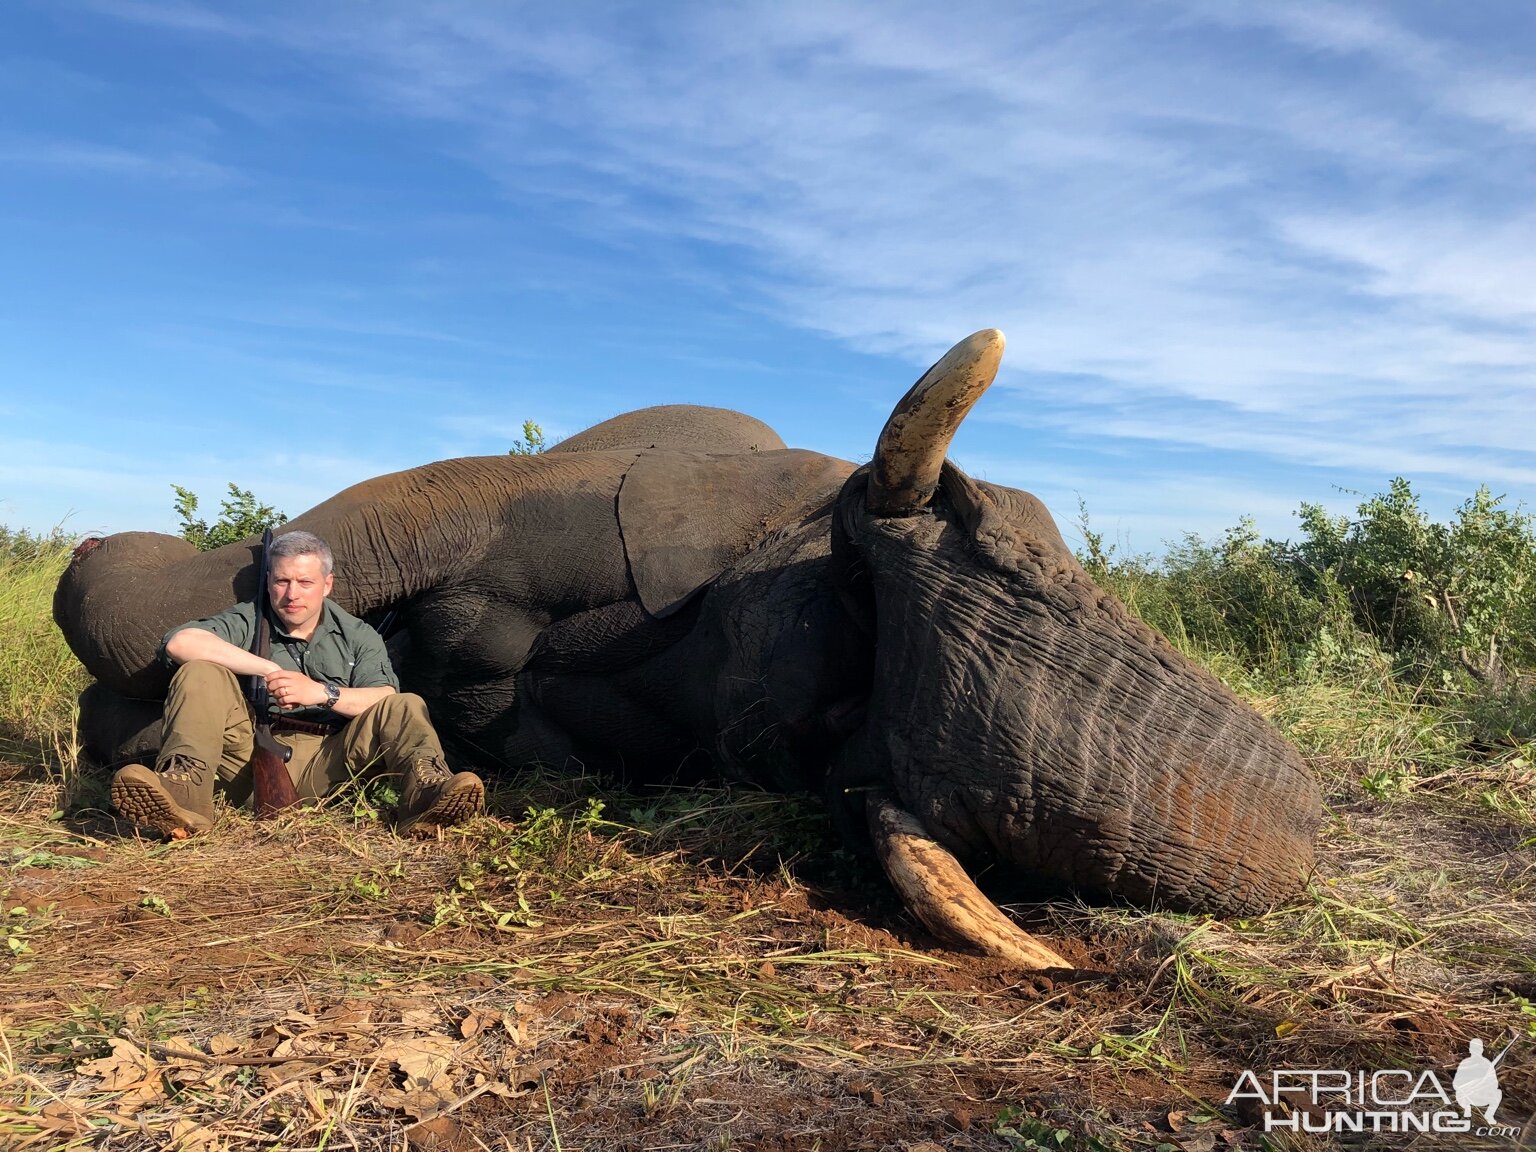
[0,758,1533,1150]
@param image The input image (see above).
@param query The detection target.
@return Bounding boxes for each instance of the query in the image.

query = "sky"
[3,1,1534,554]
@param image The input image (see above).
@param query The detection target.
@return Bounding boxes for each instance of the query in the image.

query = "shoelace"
[412,759,452,784]
[160,756,210,784]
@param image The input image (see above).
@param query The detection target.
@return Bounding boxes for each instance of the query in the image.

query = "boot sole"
[111,772,213,839]
[399,773,484,837]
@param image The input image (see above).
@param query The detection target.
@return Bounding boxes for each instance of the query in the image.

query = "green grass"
[0,533,87,778]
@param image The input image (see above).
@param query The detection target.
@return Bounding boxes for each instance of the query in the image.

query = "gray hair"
[270,530,334,576]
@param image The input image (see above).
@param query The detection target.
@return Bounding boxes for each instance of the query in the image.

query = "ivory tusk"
[866,329,1004,518]
[867,791,1070,970]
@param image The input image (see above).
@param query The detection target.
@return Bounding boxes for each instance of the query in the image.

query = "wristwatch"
[324,682,342,709]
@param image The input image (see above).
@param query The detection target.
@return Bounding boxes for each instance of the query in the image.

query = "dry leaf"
[272,1036,322,1060]
[377,1075,456,1120]
[500,1016,530,1048]
[321,1001,373,1028]
[501,1059,555,1091]
[405,1116,463,1149]
[460,1009,502,1039]
[170,1117,224,1152]
[78,1038,153,1090]
[377,1034,458,1085]
[207,1033,241,1056]
[400,1007,440,1031]
[35,1100,90,1140]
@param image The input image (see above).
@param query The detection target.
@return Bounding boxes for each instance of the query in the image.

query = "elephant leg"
[78,683,164,770]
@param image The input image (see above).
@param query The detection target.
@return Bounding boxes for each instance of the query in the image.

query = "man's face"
[268,554,333,634]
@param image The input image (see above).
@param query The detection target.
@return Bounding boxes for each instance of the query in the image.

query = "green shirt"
[161,599,399,722]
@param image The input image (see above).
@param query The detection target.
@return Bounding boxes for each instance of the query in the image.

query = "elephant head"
[55,330,1320,969]
[659,332,1321,963]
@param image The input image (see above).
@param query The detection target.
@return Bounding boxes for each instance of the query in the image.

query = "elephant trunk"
[845,498,1320,916]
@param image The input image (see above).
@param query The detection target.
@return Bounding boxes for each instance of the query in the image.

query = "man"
[110,530,483,838]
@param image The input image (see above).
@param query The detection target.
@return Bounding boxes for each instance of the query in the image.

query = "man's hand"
[263,670,396,718]
[265,669,326,709]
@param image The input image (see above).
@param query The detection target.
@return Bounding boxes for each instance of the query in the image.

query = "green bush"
[507,420,548,456]
[172,483,286,551]
[1079,478,1536,754]
[1296,480,1536,686]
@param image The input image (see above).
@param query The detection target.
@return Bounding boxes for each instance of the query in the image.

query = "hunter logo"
[1227,1039,1521,1137]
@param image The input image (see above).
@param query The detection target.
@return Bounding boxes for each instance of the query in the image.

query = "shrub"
[507,420,548,456]
[1078,478,1536,753]
[1295,480,1536,690]
[172,484,286,551]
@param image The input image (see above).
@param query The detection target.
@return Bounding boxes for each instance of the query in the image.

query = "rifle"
[250,529,299,817]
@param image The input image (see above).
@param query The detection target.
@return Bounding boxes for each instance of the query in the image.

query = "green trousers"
[157,661,448,802]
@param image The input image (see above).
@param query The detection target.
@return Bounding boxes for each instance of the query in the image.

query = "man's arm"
[165,627,282,677]
[262,672,395,718]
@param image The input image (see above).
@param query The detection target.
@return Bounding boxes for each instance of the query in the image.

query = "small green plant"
[995,1106,1074,1149]
[640,1074,688,1117]
[1506,993,1536,1038]
[346,870,394,902]
[508,420,548,456]
[172,483,286,551]
[1360,764,1413,799]
[9,848,99,869]
[138,893,172,917]
[7,905,39,963]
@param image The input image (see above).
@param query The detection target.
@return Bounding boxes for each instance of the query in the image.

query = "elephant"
[55,331,1322,968]
[549,404,785,455]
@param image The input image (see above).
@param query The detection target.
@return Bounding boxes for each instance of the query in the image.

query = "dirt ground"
[3,755,1535,1151]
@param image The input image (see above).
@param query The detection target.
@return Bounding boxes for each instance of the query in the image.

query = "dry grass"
[3,747,1536,1151]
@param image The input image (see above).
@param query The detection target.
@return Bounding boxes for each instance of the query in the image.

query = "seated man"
[110,530,483,838]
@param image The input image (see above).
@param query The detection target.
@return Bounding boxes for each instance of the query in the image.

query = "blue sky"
[3,2,1533,553]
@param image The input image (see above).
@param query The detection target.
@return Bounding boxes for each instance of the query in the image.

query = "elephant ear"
[618,449,854,618]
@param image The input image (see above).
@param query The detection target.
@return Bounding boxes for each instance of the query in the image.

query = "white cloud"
[60,0,1536,532]
[0,137,238,185]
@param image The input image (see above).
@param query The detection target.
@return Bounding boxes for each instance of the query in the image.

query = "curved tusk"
[866,329,1005,518]
[867,791,1069,970]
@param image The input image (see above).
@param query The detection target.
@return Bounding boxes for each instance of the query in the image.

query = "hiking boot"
[111,756,215,838]
[397,758,484,836]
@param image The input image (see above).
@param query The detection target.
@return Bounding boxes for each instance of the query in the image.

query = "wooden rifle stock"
[251,529,299,818]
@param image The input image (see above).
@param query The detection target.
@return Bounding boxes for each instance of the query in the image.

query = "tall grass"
[0,530,88,773]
